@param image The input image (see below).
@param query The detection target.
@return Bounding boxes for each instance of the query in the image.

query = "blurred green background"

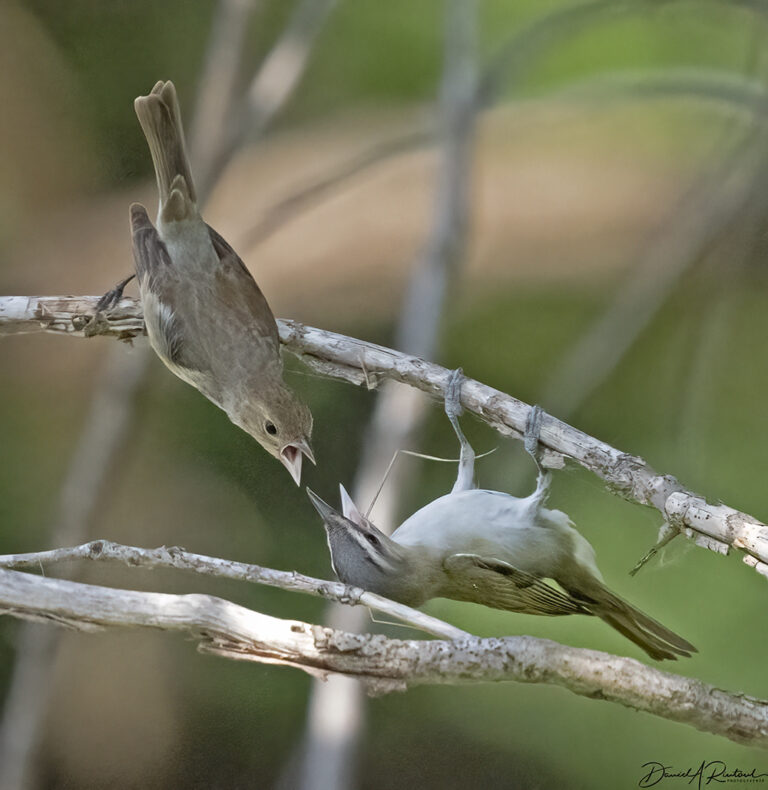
[2,0,767,788]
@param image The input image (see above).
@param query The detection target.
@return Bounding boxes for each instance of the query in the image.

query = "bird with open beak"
[306,371,695,661]
[120,80,313,484]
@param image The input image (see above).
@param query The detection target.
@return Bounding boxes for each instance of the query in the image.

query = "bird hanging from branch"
[307,370,695,661]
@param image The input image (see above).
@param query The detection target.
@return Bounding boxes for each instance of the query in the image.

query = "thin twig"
[0,541,468,641]
[189,0,262,196]
[238,129,433,252]
[0,347,149,790]
[203,0,338,195]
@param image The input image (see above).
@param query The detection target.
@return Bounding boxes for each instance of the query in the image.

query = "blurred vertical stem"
[293,3,477,790]
[0,0,338,785]
[0,347,149,790]
[200,0,338,200]
[189,0,262,191]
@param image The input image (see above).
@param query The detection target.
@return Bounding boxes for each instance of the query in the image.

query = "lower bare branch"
[0,568,765,749]
[1,296,767,576]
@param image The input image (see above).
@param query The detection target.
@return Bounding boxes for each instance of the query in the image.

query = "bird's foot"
[524,404,551,498]
[444,368,476,493]
[444,368,465,421]
[524,404,544,461]
[96,274,135,313]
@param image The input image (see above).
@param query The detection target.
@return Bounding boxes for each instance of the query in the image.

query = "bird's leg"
[524,404,551,502]
[445,368,475,492]
[96,274,136,313]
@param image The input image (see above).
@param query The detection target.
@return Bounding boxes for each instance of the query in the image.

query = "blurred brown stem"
[293,3,478,789]
[201,0,339,199]
[238,128,433,252]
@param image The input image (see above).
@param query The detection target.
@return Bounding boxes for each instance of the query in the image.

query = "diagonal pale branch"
[203,0,338,195]
[0,541,468,641]
[0,567,766,748]
[2,294,766,577]
[238,129,433,252]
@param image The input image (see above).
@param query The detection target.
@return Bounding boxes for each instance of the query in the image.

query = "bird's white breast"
[391,488,598,579]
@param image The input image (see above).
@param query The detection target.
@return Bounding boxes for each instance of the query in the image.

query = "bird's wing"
[130,203,205,373]
[443,553,588,616]
[206,224,280,350]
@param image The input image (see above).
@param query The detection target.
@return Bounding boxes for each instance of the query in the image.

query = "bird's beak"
[338,484,364,526]
[280,438,315,486]
[339,484,356,518]
[306,487,336,521]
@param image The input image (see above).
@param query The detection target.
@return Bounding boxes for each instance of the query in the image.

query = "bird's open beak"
[306,487,336,520]
[280,438,315,486]
[338,484,365,526]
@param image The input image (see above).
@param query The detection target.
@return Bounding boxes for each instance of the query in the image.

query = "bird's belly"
[393,493,570,578]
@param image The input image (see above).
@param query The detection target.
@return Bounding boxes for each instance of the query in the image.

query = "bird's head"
[305,486,407,597]
[229,385,314,485]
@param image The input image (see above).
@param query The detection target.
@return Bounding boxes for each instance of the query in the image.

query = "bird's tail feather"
[134,80,197,222]
[580,583,696,661]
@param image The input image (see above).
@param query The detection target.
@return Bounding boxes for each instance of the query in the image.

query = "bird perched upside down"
[105,80,314,484]
[307,371,695,661]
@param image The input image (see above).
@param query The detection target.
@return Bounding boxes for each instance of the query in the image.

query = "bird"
[306,370,696,661]
[102,80,313,484]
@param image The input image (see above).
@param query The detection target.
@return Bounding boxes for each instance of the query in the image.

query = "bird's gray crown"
[305,487,406,596]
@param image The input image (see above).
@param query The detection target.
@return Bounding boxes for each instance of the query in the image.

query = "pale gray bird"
[306,371,695,661]
[108,80,313,483]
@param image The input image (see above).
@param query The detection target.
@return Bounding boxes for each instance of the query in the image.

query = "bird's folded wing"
[443,553,588,616]
[206,224,280,349]
[131,204,203,373]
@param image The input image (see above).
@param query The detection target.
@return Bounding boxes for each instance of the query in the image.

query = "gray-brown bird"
[122,80,313,483]
[306,372,695,661]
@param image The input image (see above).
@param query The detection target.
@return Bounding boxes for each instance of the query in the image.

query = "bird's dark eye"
[265,422,277,435]
[368,534,380,546]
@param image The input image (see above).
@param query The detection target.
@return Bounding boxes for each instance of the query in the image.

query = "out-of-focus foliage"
[2,0,768,788]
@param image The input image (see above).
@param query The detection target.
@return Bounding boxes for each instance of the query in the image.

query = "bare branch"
[0,541,468,641]
[2,297,767,576]
[189,0,262,196]
[0,568,766,748]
